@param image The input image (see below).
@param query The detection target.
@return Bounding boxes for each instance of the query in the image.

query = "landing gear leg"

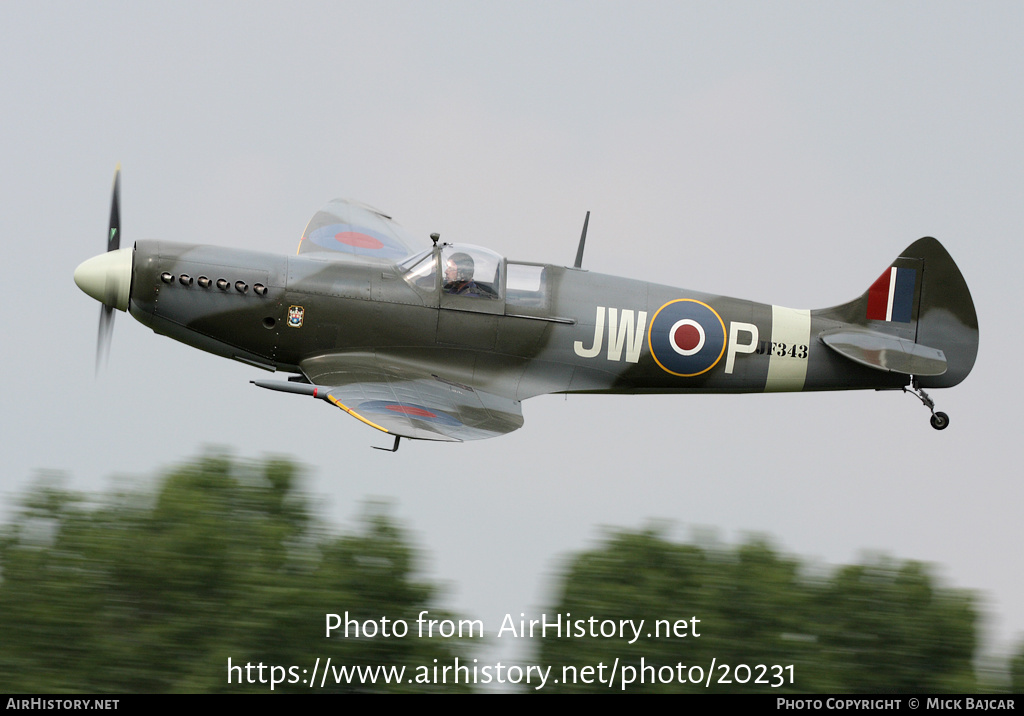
[372,435,402,452]
[903,377,949,431]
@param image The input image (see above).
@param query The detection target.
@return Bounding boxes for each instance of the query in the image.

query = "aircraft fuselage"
[125,239,951,403]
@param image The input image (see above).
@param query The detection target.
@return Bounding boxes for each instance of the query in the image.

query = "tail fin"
[819,237,978,388]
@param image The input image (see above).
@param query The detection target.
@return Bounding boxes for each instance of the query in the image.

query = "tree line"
[0,453,1019,692]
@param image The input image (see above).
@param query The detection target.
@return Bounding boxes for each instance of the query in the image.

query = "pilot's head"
[445,252,475,283]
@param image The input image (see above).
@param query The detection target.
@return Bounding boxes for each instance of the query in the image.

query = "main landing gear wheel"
[903,377,950,431]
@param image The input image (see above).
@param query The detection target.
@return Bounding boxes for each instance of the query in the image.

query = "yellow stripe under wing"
[326,394,390,434]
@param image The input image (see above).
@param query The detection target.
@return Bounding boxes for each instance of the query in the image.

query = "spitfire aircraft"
[75,169,978,450]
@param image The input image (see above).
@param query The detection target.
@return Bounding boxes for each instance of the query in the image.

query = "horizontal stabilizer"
[821,328,947,376]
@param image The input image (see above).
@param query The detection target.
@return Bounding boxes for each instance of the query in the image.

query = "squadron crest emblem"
[287,305,305,328]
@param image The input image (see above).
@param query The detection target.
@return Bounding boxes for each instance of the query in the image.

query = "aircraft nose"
[74,247,133,312]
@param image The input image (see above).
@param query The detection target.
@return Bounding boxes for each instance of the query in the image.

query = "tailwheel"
[903,377,950,431]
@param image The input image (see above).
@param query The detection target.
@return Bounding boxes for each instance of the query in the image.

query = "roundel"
[648,299,727,376]
[306,223,408,259]
[356,400,463,427]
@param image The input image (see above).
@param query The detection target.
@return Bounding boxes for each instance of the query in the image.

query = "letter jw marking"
[574,306,648,364]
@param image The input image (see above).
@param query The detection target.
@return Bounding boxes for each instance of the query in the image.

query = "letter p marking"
[725,322,759,374]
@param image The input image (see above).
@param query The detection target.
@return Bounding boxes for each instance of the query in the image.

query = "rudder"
[909,237,978,388]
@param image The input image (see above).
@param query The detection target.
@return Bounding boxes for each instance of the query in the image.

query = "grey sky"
[2,1,1022,670]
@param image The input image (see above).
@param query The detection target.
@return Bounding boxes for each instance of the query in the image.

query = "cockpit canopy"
[400,244,503,299]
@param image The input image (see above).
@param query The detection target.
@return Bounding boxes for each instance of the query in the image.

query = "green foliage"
[812,559,977,692]
[535,528,980,693]
[0,454,470,693]
[1010,642,1024,693]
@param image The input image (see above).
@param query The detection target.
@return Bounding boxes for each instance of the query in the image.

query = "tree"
[534,528,980,693]
[1010,641,1024,693]
[812,558,977,692]
[0,453,471,693]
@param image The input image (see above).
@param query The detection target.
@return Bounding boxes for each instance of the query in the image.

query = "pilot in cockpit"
[444,252,483,296]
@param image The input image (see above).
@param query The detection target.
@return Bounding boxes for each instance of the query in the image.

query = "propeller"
[95,166,121,373]
[74,166,133,360]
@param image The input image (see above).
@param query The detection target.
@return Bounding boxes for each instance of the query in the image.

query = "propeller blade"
[95,165,121,374]
[108,165,121,252]
[96,304,114,375]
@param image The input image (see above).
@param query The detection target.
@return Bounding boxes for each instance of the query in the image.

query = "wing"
[300,353,524,442]
[297,198,425,261]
